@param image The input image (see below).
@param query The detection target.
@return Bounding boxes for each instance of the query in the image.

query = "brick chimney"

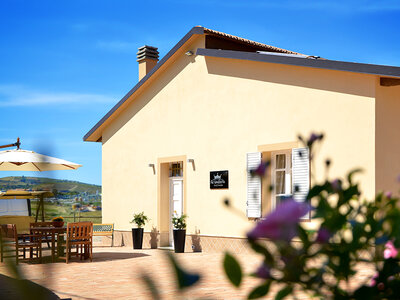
[137,45,159,81]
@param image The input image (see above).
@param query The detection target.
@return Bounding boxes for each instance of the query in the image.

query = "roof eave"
[196,48,400,78]
[202,27,301,55]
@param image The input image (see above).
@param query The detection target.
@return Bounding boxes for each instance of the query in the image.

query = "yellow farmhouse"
[84,26,400,252]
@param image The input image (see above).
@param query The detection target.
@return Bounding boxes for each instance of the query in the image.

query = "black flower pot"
[132,228,144,249]
[173,229,186,253]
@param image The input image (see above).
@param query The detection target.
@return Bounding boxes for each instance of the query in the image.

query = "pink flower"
[247,199,310,241]
[370,272,378,287]
[384,241,398,259]
[255,263,270,279]
[385,191,392,199]
[316,227,331,243]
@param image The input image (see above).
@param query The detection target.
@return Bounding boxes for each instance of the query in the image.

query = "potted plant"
[52,216,64,227]
[172,214,187,253]
[130,212,149,249]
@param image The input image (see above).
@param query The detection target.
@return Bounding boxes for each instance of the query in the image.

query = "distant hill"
[0,176,101,195]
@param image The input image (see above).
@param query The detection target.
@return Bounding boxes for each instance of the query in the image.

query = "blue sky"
[0,0,399,185]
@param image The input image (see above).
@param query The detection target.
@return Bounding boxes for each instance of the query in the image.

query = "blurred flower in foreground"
[316,227,331,243]
[247,199,310,241]
[255,263,270,279]
[307,132,324,147]
[167,252,201,290]
[251,161,270,177]
[331,179,342,192]
[370,272,378,287]
[383,241,398,259]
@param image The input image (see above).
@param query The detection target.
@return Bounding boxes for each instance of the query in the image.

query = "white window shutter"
[291,148,310,203]
[246,152,262,218]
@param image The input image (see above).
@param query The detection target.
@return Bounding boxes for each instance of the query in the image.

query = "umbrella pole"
[0,137,20,150]
[40,194,45,222]
[35,198,40,222]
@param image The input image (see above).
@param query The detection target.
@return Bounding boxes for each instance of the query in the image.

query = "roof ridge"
[202,27,301,55]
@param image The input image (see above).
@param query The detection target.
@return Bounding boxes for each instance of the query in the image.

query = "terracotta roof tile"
[202,27,302,55]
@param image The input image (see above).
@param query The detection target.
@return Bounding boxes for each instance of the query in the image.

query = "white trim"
[291,147,310,203]
[292,147,310,220]
[246,152,262,218]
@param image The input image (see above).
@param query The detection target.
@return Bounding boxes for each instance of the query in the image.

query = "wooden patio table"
[30,226,66,262]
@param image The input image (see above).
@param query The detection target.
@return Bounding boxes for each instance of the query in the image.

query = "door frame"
[157,155,187,247]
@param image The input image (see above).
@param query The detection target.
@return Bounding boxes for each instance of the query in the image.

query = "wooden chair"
[30,222,54,248]
[60,222,93,264]
[0,224,42,264]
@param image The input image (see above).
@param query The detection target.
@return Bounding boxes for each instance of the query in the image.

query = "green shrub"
[172,214,187,230]
[131,212,149,228]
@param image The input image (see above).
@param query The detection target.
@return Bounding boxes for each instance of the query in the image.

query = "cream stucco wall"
[101,37,377,239]
[375,82,400,196]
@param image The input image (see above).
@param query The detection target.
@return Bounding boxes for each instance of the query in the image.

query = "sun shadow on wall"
[191,228,202,252]
[203,56,375,98]
[149,226,159,249]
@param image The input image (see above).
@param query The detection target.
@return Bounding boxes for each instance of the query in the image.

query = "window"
[246,147,309,219]
[169,162,183,177]
[271,148,310,209]
[271,150,292,209]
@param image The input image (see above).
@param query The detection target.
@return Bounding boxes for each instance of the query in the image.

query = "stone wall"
[97,230,256,254]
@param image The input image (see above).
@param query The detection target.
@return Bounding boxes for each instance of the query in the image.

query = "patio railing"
[62,216,102,223]
[31,215,102,223]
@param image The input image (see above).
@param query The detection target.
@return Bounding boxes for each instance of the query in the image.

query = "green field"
[31,200,102,223]
[0,176,101,194]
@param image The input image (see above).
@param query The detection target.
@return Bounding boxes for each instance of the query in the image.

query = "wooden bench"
[93,223,114,247]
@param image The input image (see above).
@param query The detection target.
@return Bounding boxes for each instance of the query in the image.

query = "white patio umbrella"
[0,139,82,221]
[0,149,82,171]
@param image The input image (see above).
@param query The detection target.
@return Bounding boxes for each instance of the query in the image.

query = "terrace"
[0,246,375,299]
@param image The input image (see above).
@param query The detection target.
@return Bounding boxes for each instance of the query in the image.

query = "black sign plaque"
[210,170,229,189]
